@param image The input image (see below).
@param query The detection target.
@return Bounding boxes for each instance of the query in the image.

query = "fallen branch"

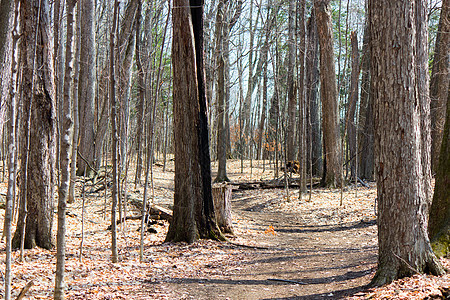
[16,280,33,300]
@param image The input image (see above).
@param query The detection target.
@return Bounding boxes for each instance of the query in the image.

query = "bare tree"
[166,0,223,243]
[77,0,96,175]
[55,0,75,298]
[110,0,120,263]
[13,0,56,250]
[3,1,18,299]
[315,0,342,188]
[345,31,360,180]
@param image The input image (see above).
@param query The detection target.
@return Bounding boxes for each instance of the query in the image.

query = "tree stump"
[212,184,233,234]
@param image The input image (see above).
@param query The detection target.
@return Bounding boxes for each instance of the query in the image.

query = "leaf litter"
[0,159,447,299]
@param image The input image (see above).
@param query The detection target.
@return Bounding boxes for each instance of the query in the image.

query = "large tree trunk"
[430,0,449,174]
[13,0,56,250]
[77,0,96,175]
[305,12,322,177]
[315,0,342,188]
[358,21,374,181]
[166,0,222,243]
[369,0,444,286]
[429,85,450,258]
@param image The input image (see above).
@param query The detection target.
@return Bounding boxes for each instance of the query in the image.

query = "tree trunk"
[3,2,17,299]
[0,0,14,135]
[214,0,229,183]
[345,31,360,180]
[305,12,322,177]
[212,184,233,234]
[69,1,81,204]
[13,0,56,250]
[358,20,374,181]
[430,0,449,174]
[77,0,96,175]
[55,0,75,298]
[428,85,450,258]
[286,0,296,161]
[166,0,223,243]
[110,0,119,263]
[134,0,145,186]
[369,0,445,286]
[315,0,342,188]
[117,0,138,172]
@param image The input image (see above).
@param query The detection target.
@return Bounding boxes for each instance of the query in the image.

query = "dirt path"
[160,186,378,300]
[0,159,381,299]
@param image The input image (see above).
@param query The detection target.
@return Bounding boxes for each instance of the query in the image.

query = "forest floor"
[0,159,449,299]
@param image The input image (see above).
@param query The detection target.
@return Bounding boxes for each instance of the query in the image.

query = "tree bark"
[110,0,119,263]
[430,0,449,174]
[212,184,233,234]
[369,0,445,286]
[77,0,96,176]
[166,0,223,243]
[358,20,374,181]
[134,0,145,186]
[345,31,360,180]
[214,0,230,183]
[4,2,18,299]
[428,84,450,258]
[305,12,322,177]
[55,0,75,298]
[315,0,342,188]
[13,0,56,250]
[0,0,14,135]
[69,1,81,204]
[286,0,297,161]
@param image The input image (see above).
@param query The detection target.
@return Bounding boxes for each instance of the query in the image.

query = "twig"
[76,150,98,175]
[226,241,272,250]
[15,280,33,300]
[392,251,421,274]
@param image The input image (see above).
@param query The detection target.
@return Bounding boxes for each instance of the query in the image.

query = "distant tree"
[315,0,342,187]
[13,0,56,250]
[369,0,445,286]
[166,0,223,243]
[429,86,450,258]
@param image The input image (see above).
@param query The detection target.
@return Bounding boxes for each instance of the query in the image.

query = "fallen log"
[230,177,321,191]
[128,196,172,222]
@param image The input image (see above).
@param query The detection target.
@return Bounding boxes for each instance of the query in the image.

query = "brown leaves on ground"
[0,159,448,299]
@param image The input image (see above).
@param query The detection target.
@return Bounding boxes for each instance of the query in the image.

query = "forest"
[0,0,449,299]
